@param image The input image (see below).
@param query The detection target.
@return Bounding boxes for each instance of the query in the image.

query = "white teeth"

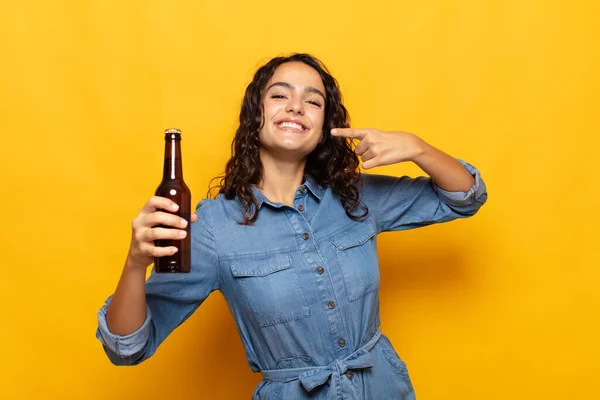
[278,121,304,131]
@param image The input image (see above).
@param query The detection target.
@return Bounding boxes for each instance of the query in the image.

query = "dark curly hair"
[210,53,367,225]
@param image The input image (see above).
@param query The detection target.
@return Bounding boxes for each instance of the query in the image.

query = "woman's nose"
[287,97,304,115]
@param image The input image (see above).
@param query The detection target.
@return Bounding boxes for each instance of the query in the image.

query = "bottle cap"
[164,128,182,140]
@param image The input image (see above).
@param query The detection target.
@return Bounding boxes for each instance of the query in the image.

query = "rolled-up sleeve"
[95,199,220,365]
[359,159,488,233]
[432,159,487,211]
[96,298,152,362]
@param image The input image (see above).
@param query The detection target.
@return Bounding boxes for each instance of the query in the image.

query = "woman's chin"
[263,143,316,159]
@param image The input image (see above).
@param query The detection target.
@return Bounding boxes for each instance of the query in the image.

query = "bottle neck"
[163,138,183,181]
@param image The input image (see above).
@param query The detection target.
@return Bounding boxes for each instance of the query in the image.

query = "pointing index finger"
[331,128,367,140]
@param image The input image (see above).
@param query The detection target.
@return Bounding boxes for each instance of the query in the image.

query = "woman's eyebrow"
[266,82,326,100]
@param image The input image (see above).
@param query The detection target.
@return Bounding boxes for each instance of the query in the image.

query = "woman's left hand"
[331,128,425,170]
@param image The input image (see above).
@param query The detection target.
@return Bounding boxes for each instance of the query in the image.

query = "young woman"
[96,53,488,399]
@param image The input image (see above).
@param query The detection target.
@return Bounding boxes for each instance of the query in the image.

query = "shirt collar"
[249,186,269,210]
[244,174,325,211]
[303,174,325,201]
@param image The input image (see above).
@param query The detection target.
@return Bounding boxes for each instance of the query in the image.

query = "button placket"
[287,202,349,372]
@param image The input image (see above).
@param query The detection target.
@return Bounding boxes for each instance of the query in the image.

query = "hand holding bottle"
[125,196,198,271]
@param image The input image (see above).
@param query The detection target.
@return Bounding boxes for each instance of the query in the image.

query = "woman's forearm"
[105,257,148,336]
[412,138,475,192]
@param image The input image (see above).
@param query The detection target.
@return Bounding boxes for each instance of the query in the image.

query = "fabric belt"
[261,330,382,392]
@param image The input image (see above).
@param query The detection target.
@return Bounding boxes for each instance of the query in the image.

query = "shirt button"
[316,266,324,274]
[299,186,306,194]
[346,372,354,380]
[338,338,346,347]
[298,204,305,212]
[328,301,336,309]
[302,233,309,240]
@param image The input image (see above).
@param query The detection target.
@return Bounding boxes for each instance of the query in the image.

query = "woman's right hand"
[125,196,198,270]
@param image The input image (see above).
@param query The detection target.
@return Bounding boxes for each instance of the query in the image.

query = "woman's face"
[258,61,326,160]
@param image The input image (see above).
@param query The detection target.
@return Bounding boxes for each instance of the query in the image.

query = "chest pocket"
[329,217,380,302]
[230,253,311,328]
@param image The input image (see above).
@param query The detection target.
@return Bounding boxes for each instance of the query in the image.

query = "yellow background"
[1,1,598,399]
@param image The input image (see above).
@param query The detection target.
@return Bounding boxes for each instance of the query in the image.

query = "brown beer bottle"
[154,129,191,273]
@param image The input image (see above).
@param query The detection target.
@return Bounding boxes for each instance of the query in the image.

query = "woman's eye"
[271,94,286,99]
[307,100,322,107]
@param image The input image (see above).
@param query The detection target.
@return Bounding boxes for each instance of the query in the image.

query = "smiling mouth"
[277,121,307,132]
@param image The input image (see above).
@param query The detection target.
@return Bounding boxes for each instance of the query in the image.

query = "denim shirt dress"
[96,159,487,399]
